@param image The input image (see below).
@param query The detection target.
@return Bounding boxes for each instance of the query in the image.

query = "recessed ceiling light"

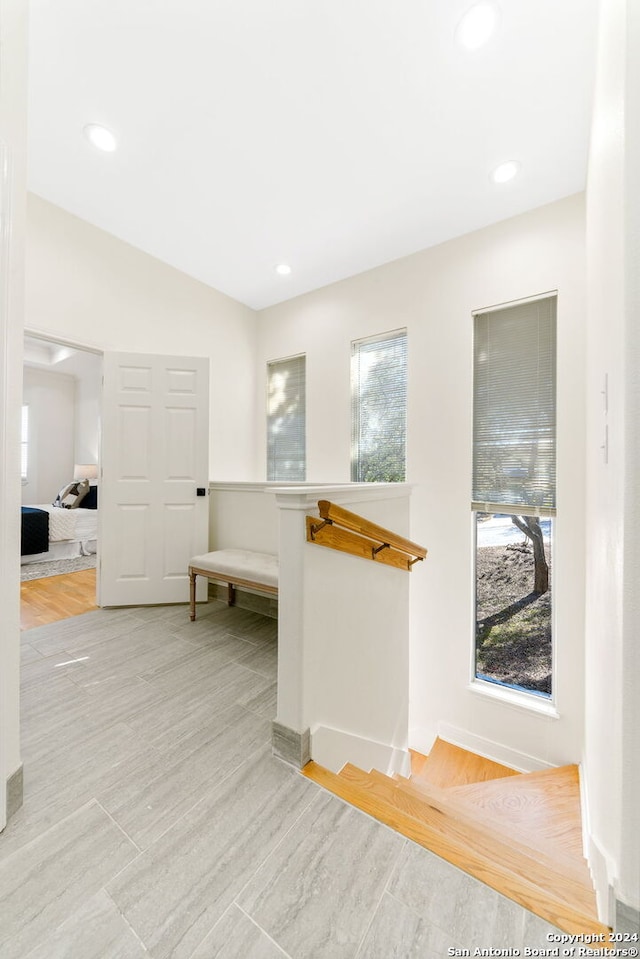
[491,160,521,184]
[456,2,500,51]
[275,264,292,276]
[83,123,118,152]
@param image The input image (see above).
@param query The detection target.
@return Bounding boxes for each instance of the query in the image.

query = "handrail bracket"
[309,518,333,539]
[306,501,427,573]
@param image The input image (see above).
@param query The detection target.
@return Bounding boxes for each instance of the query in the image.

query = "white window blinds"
[267,354,306,481]
[472,296,557,514]
[351,328,407,483]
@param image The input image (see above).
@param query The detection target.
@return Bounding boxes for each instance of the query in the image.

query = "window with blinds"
[472,296,557,515]
[472,295,557,701]
[267,354,306,481]
[351,328,407,483]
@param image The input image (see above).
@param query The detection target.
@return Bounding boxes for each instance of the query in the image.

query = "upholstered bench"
[188,549,279,621]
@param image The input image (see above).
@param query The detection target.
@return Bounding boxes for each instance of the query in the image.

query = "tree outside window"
[351,329,407,483]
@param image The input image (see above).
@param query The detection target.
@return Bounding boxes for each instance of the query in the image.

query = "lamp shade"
[73,464,98,481]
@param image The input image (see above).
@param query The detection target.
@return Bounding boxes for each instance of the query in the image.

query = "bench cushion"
[189,549,279,589]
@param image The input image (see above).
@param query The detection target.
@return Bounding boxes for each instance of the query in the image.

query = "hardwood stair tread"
[412,737,520,789]
[304,761,607,937]
[408,748,429,778]
[382,768,590,877]
[341,765,593,897]
[447,764,585,858]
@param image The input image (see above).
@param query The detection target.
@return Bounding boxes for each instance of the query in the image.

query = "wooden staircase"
[303,737,609,938]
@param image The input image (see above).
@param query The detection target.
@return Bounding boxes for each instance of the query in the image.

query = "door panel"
[99,352,209,606]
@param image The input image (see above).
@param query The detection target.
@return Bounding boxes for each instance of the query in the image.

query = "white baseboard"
[435,722,556,773]
[580,755,616,926]
[576,761,611,925]
[408,724,438,757]
[310,724,411,777]
[586,833,616,926]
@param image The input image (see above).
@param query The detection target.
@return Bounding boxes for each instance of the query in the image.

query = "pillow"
[82,484,98,510]
[53,478,90,509]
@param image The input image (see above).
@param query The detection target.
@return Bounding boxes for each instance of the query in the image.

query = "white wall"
[208,483,281,554]
[26,194,260,480]
[22,368,76,504]
[622,0,640,912]
[275,485,413,775]
[258,195,587,771]
[0,0,28,827]
[73,352,102,468]
[209,482,414,774]
[584,0,640,917]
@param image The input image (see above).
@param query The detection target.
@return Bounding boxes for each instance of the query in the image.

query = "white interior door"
[99,352,209,607]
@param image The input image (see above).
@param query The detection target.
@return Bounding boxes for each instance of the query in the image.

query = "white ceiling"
[27,0,599,310]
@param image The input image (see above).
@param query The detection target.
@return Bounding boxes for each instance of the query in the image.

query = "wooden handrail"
[318,500,427,559]
[306,500,427,572]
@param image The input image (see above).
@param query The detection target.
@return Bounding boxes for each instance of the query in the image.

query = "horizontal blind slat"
[267,354,306,481]
[472,297,556,511]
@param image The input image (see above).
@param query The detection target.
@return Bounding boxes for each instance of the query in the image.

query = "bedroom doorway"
[21,336,211,620]
[21,332,103,625]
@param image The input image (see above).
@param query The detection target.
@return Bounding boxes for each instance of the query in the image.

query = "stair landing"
[303,737,608,939]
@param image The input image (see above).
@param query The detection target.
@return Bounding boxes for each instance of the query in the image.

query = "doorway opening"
[20,332,103,628]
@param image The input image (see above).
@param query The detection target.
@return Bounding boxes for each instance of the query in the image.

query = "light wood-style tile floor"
[2,601,562,958]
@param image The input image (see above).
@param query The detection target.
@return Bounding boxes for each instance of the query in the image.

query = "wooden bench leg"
[189,570,197,621]
[228,582,236,607]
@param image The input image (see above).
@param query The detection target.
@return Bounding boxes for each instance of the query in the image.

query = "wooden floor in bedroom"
[20,569,97,630]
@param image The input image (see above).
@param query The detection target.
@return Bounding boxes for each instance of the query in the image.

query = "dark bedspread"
[21,507,49,556]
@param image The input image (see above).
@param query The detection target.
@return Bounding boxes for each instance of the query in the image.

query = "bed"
[21,485,99,565]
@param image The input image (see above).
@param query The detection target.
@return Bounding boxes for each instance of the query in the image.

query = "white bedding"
[21,505,98,565]
[31,504,98,543]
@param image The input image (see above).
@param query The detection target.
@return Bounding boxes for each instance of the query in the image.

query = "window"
[351,328,407,482]
[21,405,29,482]
[472,295,557,698]
[267,354,306,481]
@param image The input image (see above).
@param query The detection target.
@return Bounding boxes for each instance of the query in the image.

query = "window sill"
[468,678,560,719]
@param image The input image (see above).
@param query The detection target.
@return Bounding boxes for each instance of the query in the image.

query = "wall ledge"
[274,482,413,511]
[209,481,310,493]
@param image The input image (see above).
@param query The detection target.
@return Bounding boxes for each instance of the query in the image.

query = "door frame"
[22,331,211,610]
[23,327,104,603]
